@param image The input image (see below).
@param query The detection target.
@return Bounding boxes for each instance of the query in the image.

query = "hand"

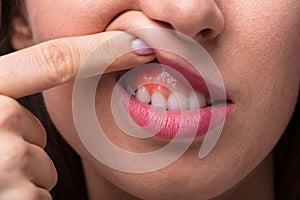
[0,31,154,199]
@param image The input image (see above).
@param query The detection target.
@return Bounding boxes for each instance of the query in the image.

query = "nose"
[139,0,224,42]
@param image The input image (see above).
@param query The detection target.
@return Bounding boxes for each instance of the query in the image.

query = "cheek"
[218,0,300,116]
[25,0,125,42]
[212,0,300,172]
[43,84,82,148]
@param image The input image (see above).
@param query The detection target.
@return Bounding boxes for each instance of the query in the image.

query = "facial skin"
[12,0,300,199]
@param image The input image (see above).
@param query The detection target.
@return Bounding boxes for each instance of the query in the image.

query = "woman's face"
[17,0,300,199]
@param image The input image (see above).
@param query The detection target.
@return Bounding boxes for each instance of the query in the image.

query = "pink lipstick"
[116,59,232,140]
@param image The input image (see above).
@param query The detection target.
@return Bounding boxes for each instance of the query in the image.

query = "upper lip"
[155,51,209,97]
[118,46,232,106]
[125,29,231,102]
[149,50,231,103]
[116,38,232,104]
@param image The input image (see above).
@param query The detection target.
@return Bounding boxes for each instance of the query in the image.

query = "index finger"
[0,32,154,99]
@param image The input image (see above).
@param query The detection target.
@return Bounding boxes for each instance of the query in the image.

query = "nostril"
[200,28,213,38]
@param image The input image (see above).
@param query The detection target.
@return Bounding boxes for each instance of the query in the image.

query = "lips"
[116,51,233,140]
[126,94,232,140]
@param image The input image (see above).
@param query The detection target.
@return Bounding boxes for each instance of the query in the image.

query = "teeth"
[151,92,167,110]
[133,86,211,111]
[167,92,189,111]
[188,92,207,110]
[135,86,151,104]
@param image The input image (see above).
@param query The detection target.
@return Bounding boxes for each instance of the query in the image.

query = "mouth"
[114,52,233,140]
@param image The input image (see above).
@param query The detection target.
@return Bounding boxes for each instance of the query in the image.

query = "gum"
[120,63,196,97]
[142,83,171,98]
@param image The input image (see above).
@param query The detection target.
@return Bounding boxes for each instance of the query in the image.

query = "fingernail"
[131,38,154,55]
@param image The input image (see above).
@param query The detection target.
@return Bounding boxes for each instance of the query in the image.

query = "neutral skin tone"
[0,0,299,199]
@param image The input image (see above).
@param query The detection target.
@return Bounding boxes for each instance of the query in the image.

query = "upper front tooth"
[167,92,189,111]
[135,86,151,104]
[151,92,167,110]
[188,92,207,110]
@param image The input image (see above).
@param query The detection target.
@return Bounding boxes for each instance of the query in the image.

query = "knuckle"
[0,96,22,128]
[0,138,29,171]
[29,189,51,200]
[37,41,78,84]
[23,184,52,200]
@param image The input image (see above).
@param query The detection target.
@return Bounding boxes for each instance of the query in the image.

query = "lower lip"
[119,86,233,140]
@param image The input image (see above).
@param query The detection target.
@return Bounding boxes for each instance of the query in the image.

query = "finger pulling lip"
[105,15,233,139]
[106,11,232,102]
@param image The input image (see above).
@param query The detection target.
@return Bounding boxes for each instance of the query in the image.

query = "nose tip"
[139,0,225,42]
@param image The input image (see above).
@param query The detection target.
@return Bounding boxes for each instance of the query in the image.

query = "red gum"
[143,83,171,98]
